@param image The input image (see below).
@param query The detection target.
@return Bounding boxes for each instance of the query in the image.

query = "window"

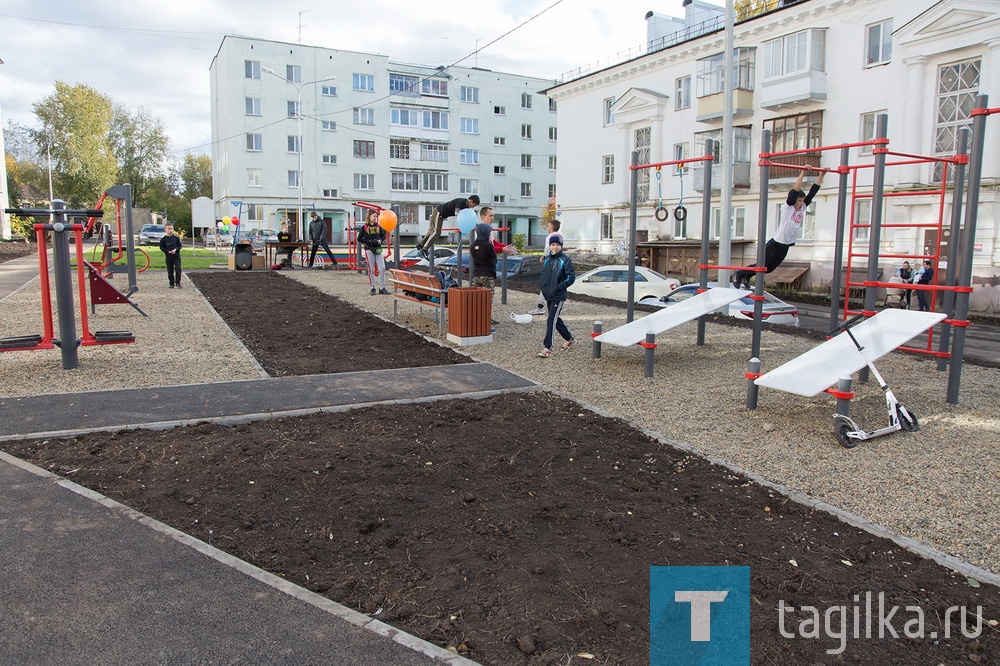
[603,97,616,126]
[935,59,981,181]
[673,143,689,173]
[694,126,752,170]
[494,136,507,146]
[854,199,872,242]
[246,133,262,151]
[422,110,449,130]
[548,127,557,141]
[389,73,420,96]
[421,78,448,96]
[247,168,263,187]
[286,65,301,83]
[354,107,375,125]
[353,73,375,91]
[520,182,532,198]
[675,76,691,110]
[548,184,557,198]
[353,140,375,158]
[865,20,892,66]
[389,139,410,159]
[390,107,419,126]
[245,97,261,116]
[322,188,338,198]
[287,135,302,153]
[420,143,448,162]
[711,206,746,240]
[765,112,822,158]
[521,154,532,169]
[493,194,507,204]
[288,170,300,188]
[287,100,300,118]
[322,154,337,165]
[521,93,532,109]
[354,173,375,190]
[460,149,479,165]
[422,173,448,192]
[245,204,264,222]
[321,85,337,96]
[549,98,557,112]
[548,156,557,170]
[460,118,479,134]
[697,54,725,97]
[391,172,420,191]
[600,212,613,240]
[494,105,506,115]
[859,111,887,156]
[461,86,479,103]
[635,127,650,203]
[321,121,337,131]
[245,60,260,79]
[763,29,825,80]
[521,124,532,140]
[460,178,479,195]
[494,165,506,176]
[602,155,614,184]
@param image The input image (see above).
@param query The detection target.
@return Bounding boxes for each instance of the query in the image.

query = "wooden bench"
[386,269,447,336]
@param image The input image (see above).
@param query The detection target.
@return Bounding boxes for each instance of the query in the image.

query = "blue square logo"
[650,566,750,665]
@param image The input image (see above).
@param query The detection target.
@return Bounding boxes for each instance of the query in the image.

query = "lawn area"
[74,245,230,271]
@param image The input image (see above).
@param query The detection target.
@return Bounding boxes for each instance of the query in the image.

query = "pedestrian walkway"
[0,251,43,302]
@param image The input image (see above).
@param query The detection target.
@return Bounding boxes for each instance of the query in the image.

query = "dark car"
[438,254,541,281]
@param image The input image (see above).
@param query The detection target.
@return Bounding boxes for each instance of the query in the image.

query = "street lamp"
[261,67,336,241]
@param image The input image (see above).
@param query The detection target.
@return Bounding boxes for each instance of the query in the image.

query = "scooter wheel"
[896,405,919,432]
[835,418,858,449]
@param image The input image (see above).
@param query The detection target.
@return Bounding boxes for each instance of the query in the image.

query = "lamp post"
[261,67,335,241]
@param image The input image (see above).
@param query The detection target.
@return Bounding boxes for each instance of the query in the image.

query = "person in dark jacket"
[417,195,480,256]
[916,260,935,311]
[159,224,183,288]
[307,211,337,269]
[896,261,914,309]
[537,235,575,357]
[470,218,499,293]
[358,211,389,294]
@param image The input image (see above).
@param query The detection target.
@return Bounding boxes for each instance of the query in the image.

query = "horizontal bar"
[760,139,885,159]
[881,149,961,164]
[630,154,715,171]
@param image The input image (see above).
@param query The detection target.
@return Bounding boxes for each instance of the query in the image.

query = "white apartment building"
[545,0,1000,310]
[209,36,558,245]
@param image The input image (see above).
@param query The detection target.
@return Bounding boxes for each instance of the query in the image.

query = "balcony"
[760,70,827,109]
[696,88,755,123]
[692,161,752,191]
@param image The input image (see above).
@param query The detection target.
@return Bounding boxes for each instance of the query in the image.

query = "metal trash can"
[446,287,492,345]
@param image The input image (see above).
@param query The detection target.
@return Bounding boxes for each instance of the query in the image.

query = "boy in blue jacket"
[537,235,575,357]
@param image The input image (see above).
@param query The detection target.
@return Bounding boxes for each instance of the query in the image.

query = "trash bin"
[446,287,492,345]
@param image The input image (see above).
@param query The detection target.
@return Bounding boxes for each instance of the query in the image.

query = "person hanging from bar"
[733,165,824,290]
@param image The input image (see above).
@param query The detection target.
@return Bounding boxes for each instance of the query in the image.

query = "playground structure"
[1,201,136,369]
[84,184,148,294]
[597,94,995,433]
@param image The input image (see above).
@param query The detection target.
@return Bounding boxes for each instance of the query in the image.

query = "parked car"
[203,230,234,247]
[248,228,278,242]
[569,266,682,302]
[637,283,800,327]
[437,254,543,281]
[138,224,167,246]
[399,247,456,269]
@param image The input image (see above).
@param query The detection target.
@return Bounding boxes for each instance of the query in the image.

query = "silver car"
[637,283,800,327]
[138,224,166,246]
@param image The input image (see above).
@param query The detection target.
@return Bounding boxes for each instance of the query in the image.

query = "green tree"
[110,104,171,208]
[31,81,116,207]
[734,0,779,22]
[179,153,212,201]
[4,120,46,207]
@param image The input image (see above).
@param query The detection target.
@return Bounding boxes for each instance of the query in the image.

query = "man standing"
[308,211,337,269]
[417,195,480,257]
[916,260,935,311]
[159,224,183,289]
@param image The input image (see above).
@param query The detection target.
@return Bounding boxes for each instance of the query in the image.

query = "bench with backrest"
[386,268,447,336]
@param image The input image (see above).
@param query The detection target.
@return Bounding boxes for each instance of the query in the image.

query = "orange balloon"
[377,209,398,232]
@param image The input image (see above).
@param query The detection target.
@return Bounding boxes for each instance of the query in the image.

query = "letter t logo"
[675,591,729,641]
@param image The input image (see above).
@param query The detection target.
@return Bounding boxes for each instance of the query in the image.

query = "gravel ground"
[2,266,998,577]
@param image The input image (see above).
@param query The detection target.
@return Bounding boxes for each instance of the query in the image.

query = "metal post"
[745,357,760,409]
[592,321,602,358]
[947,94,988,404]
[834,377,853,417]
[456,235,464,288]
[937,127,968,371]
[750,131,771,363]
[500,251,508,305]
[643,332,655,379]
[828,147,851,332]
[860,115,889,383]
[50,201,80,370]
[626,150,639,323]
[697,139,714,346]
[718,0,735,288]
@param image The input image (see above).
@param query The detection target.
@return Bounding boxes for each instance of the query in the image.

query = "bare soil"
[0,240,35,262]
[4,272,997,665]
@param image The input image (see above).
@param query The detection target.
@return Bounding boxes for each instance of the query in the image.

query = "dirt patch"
[0,240,35,263]
[4,272,998,665]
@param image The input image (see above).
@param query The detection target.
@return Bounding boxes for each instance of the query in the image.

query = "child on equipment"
[537,235,576,358]
[359,211,389,295]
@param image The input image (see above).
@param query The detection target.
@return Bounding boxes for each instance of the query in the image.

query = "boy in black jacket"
[537,235,575,357]
[159,224,183,288]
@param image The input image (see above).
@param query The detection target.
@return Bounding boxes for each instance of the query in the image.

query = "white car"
[569,265,682,302]
[637,283,800,327]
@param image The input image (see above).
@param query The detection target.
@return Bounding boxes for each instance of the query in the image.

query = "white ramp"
[755,309,947,397]
[595,287,750,347]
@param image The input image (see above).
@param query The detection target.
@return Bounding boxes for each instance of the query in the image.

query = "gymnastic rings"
[654,206,670,222]
[673,205,688,222]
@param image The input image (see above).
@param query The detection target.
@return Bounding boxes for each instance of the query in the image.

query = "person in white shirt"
[733,166,824,290]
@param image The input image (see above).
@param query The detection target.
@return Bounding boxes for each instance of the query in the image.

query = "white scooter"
[831,314,919,449]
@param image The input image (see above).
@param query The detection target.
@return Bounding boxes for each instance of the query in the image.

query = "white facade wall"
[210,36,557,244]
[546,0,1000,310]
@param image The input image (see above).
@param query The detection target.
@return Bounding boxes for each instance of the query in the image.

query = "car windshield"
[144,225,165,233]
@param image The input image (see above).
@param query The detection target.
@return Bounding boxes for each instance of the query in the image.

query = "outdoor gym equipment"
[755,309,944,448]
[84,184,147,293]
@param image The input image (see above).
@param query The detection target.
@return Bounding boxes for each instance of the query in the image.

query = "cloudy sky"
[0,0,711,159]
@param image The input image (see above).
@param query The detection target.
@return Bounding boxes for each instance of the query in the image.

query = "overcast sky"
[0,0,715,159]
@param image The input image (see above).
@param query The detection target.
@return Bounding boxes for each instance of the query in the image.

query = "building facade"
[210,36,557,245]
[545,0,1000,310]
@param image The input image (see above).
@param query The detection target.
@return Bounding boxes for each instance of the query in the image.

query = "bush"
[512,233,527,253]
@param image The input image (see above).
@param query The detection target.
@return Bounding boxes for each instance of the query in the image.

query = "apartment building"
[544,0,1000,310]
[209,36,557,245]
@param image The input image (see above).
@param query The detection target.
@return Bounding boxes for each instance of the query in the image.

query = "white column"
[898,56,928,186]
[980,39,1000,180]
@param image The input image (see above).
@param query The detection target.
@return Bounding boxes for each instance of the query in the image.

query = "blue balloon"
[456,208,478,234]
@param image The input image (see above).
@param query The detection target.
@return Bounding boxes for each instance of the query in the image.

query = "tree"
[4,120,46,208]
[179,153,212,201]
[734,0,779,22]
[31,81,116,207]
[110,104,170,208]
